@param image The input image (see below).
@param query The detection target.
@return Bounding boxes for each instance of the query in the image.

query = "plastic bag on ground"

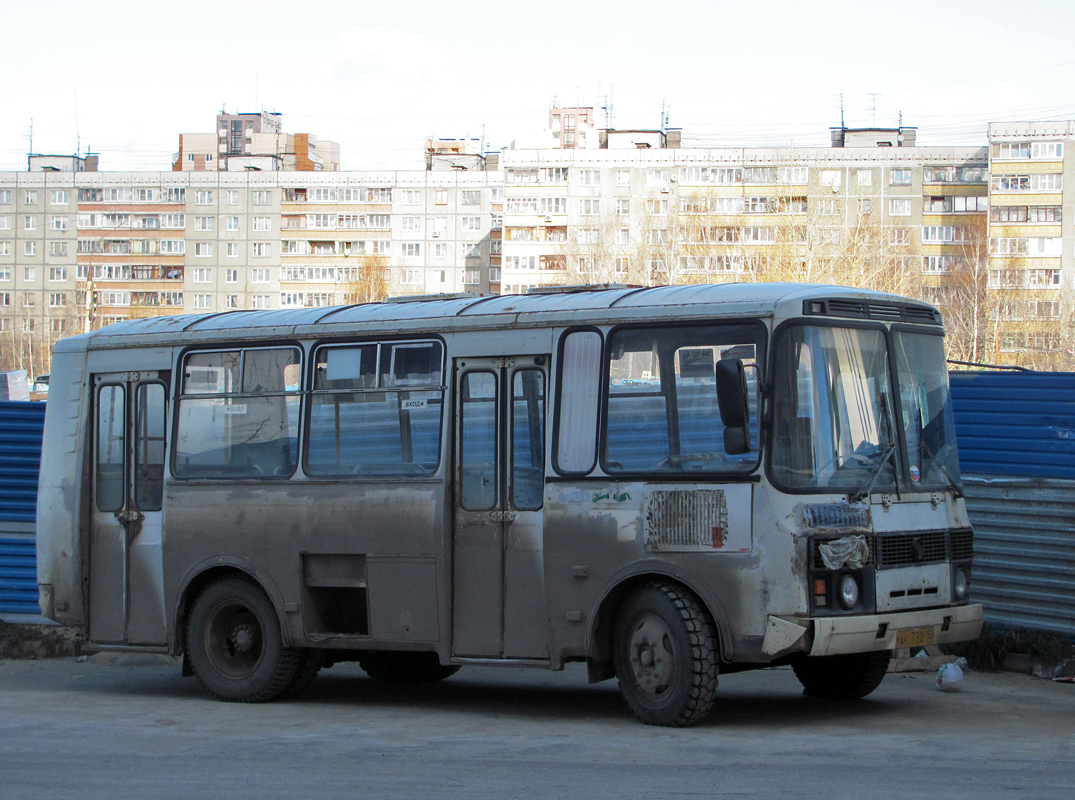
[936,658,967,692]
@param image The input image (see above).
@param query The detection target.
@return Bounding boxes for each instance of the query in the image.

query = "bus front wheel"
[186,575,303,702]
[613,582,718,726]
[792,650,891,699]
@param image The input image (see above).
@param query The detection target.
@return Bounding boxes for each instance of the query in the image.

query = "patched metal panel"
[950,371,1075,479]
[0,537,39,614]
[963,477,1075,636]
[645,489,728,550]
[0,401,46,523]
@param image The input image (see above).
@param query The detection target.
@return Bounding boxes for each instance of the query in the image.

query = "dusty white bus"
[36,283,982,726]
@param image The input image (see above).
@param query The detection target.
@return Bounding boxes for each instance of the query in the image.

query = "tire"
[358,651,460,684]
[792,650,891,699]
[282,649,323,698]
[186,575,302,703]
[613,582,718,727]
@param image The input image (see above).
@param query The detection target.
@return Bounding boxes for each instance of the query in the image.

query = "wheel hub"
[229,623,257,655]
[628,614,677,698]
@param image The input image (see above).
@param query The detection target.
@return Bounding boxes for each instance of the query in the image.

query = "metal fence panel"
[0,401,46,614]
[950,371,1075,479]
[0,401,46,523]
[962,477,1075,636]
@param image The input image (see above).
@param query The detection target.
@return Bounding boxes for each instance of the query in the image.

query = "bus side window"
[555,330,601,474]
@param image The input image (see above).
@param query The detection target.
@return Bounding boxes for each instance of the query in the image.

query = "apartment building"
[173,111,341,172]
[986,121,1073,353]
[3,114,1075,373]
[498,133,989,299]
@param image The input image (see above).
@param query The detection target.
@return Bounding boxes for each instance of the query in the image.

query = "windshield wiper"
[849,392,899,503]
[920,441,964,498]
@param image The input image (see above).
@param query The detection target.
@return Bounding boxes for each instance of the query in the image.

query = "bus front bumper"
[809,603,984,657]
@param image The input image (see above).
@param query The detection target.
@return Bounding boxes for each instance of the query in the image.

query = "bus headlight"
[838,574,859,609]
[953,568,969,601]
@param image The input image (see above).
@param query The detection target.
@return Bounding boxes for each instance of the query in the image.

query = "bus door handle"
[116,509,144,524]
[490,511,517,523]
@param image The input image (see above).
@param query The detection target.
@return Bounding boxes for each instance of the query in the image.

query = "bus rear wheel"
[792,650,891,699]
[359,651,460,684]
[186,575,302,702]
[613,582,718,727]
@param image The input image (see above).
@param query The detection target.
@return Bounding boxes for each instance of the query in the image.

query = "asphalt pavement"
[1,653,1072,799]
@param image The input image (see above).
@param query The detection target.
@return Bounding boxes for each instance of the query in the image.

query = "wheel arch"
[585,564,733,682]
[173,558,289,656]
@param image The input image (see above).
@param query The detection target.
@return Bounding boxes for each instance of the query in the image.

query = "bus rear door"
[89,373,168,646]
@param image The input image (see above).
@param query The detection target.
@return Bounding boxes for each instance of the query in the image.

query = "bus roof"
[60,283,940,352]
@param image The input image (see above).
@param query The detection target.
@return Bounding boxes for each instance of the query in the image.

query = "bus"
[36,283,983,726]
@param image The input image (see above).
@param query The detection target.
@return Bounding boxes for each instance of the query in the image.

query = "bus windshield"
[893,330,961,488]
[771,324,961,494]
[771,325,897,493]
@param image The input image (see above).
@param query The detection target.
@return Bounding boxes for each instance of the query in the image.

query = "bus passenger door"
[89,374,168,646]
[453,357,549,660]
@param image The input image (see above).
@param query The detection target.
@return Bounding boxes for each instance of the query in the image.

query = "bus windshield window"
[893,331,961,489]
[771,325,896,493]
[604,324,762,474]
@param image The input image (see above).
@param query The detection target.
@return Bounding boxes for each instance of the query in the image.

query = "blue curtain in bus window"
[175,348,300,478]
[461,371,497,510]
[96,385,125,512]
[306,342,443,476]
[512,369,544,510]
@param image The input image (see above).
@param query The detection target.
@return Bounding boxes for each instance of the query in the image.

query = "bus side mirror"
[716,358,752,455]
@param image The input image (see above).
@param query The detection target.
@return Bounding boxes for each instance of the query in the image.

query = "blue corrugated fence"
[0,400,46,615]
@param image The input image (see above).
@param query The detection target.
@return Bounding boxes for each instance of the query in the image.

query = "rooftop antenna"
[27,117,33,158]
[255,74,259,112]
[74,88,81,157]
[868,93,877,125]
[839,93,845,129]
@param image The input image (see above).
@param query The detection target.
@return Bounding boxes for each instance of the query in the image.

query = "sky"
[3,0,1075,172]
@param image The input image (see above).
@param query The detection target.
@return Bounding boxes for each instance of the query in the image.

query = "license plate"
[895,627,936,648]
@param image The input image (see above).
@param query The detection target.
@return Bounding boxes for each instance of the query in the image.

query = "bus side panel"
[163,480,449,650]
[36,347,90,626]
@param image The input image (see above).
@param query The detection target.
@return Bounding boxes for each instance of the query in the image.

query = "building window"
[616,229,630,246]
[25,191,38,205]
[252,190,272,205]
[225,269,238,283]
[616,199,630,216]
[227,190,239,205]
[48,267,67,281]
[192,294,211,309]
[195,190,214,205]
[580,199,600,216]
[24,215,36,231]
[195,242,214,257]
[194,216,214,231]
[252,268,271,283]
[24,293,35,307]
[616,170,631,187]
[461,190,481,205]
[402,190,421,205]
[225,295,239,309]
[578,170,600,186]
[435,189,448,205]
[889,169,912,186]
[49,241,68,257]
[253,217,271,232]
[889,228,911,246]
[252,295,270,309]
[193,268,212,283]
[252,243,271,257]
[434,242,447,258]
[48,292,67,307]
[24,242,36,256]
[461,216,481,231]
[50,190,69,205]
[889,198,912,216]
[401,242,421,257]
